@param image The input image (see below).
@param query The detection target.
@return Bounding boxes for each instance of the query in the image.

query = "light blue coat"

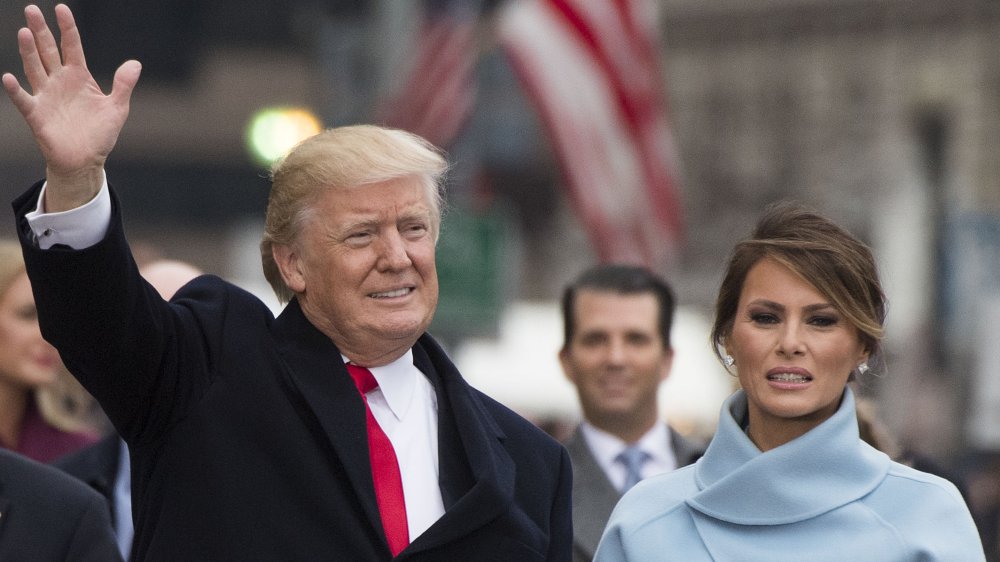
[596,388,985,561]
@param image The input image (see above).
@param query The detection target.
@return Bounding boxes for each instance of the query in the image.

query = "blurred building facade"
[657,0,1000,465]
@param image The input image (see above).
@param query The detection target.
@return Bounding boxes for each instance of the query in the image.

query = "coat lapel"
[404,336,516,554]
[271,300,385,539]
[669,428,705,468]
[272,308,518,555]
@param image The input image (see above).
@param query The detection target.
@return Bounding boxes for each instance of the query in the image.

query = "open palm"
[2,4,140,196]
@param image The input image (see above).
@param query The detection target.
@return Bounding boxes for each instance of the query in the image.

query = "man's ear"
[272,243,306,294]
[558,347,577,384]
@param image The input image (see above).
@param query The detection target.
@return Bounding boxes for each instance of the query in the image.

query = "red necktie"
[347,364,409,556]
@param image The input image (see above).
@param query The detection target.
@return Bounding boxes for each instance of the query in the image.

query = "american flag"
[376,0,481,149]
[497,0,685,270]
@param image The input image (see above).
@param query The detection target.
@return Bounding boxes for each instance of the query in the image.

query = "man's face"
[559,290,672,430]
[276,175,439,365]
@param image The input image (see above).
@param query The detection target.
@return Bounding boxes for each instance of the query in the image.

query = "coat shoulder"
[177,274,274,322]
[473,389,564,450]
[0,449,109,513]
[860,461,984,556]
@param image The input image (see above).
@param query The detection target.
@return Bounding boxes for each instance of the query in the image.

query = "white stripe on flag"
[498,0,683,269]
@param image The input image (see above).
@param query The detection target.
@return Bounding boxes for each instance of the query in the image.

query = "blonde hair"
[0,240,103,434]
[260,125,448,304]
[0,241,26,299]
[36,366,106,433]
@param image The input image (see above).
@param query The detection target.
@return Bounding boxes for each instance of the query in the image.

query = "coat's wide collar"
[689,387,890,525]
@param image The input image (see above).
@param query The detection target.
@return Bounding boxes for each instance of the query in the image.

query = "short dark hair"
[561,264,677,351]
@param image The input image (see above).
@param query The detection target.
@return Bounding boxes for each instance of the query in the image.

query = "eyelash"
[348,223,426,237]
[750,312,778,324]
[749,312,838,327]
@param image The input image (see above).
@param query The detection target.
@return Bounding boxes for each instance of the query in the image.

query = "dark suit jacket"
[52,434,121,522]
[54,434,126,529]
[15,183,572,561]
[565,425,703,562]
[0,449,122,561]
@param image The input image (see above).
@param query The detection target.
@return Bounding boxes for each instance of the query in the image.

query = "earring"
[857,362,869,375]
[724,355,735,367]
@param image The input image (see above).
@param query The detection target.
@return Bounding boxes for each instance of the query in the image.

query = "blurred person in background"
[56,258,205,561]
[964,451,1000,562]
[596,202,984,560]
[854,392,971,503]
[559,264,704,562]
[0,448,122,561]
[0,240,99,462]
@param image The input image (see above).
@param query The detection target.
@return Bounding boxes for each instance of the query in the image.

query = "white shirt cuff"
[25,172,112,250]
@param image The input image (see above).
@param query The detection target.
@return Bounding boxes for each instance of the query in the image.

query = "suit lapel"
[271,300,384,539]
[566,428,620,559]
[669,427,705,468]
[404,336,516,554]
[273,309,518,555]
[81,436,120,502]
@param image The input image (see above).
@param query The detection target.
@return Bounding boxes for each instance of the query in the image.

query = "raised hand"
[2,4,141,211]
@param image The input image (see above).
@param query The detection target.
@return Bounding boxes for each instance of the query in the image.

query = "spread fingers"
[55,4,88,69]
[24,5,62,75]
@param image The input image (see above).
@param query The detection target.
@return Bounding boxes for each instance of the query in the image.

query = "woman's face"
[727,258,868,445]
[0,272,60,390]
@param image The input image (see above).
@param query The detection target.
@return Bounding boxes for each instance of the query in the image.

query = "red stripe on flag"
[549,0,684,245]
[376,11,478,149]
[498,0,684,270]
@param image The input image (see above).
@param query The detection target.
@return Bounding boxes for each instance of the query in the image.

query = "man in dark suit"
[558,264,704,562]
[54,435,129,557]
[0,448,122,561]
[4,5,571,560]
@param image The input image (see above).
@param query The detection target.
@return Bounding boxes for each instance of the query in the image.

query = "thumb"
[110,60,142,105]
[2,72,32,116]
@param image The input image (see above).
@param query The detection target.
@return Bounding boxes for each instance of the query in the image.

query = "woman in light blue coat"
[596,203,984,561]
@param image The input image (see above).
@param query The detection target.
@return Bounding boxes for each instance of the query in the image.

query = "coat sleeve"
[906,481,986,560]
[15,182,219,442]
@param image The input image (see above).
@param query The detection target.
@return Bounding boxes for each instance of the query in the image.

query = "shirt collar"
[344,350,416,422]
[580,420,672,467]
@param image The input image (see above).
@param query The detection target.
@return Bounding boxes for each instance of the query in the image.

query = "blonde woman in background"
[0,240,100,462]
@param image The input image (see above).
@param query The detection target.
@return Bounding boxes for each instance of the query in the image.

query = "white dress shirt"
[580,421,678,493]
[27,175,447,541]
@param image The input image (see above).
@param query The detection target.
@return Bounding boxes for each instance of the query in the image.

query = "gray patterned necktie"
[616,445,650,493]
